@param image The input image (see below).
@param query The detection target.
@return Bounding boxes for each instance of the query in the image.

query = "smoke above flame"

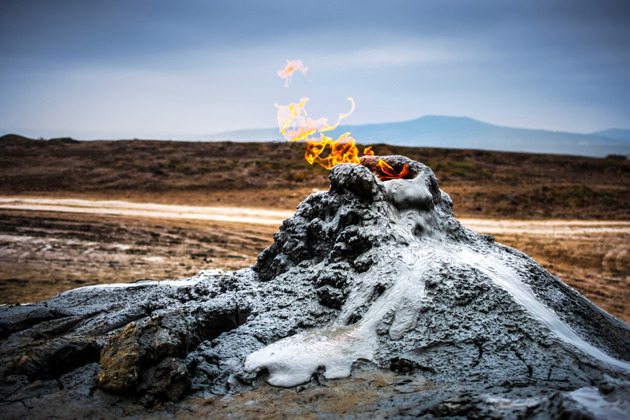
[275,60,409,180]
[277,59,308,88]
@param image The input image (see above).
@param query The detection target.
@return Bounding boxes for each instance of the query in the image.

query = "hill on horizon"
[202,115,630,158]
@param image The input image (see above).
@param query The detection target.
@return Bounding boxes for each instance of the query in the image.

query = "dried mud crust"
[0,210,275,304]
[1,156,630,419]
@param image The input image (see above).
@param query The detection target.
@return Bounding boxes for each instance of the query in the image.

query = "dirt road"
[1,196,628,322]
[3,196,629,235]
[0,197,294,226]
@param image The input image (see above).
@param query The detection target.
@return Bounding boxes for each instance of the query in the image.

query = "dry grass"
[1,135,629,219]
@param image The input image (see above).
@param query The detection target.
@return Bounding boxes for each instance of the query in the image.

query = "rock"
[1,156,629,419]
[143,357,190,402]
[98,322,143,391]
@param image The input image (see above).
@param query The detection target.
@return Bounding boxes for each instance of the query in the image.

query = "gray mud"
[1,156,629,419]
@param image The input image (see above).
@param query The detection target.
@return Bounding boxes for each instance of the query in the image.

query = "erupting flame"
[277,59,308,87]
[276,97,409,180]
[276,97,359,168]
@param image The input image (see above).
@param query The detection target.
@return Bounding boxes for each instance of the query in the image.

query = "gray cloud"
[1,0,628,137]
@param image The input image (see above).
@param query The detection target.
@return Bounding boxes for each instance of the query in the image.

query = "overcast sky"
[1,0,629,139]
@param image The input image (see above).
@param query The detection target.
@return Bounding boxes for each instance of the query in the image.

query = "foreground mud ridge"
[1,157,629,419]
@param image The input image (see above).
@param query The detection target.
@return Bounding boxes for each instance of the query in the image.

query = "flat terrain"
[1,134,629,219]
[1,135,628,322]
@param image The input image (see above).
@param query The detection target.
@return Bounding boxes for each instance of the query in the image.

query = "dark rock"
[138,357,190,402]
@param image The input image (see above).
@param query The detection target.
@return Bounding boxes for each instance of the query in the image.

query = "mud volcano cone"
[1,156,630,419]
[249,156,630,383]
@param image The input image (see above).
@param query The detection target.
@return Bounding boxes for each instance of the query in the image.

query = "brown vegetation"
[1,134,629,219]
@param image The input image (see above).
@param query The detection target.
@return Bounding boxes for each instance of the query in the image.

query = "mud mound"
[1,156,629,418]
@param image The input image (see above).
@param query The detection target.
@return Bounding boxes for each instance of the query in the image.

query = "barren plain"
[1,134,629,322]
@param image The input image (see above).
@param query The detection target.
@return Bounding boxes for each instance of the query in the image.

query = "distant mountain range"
[203,116,630,157]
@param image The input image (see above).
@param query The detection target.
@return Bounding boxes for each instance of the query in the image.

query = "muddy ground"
[0,208,276,304]
[1,199,628,323]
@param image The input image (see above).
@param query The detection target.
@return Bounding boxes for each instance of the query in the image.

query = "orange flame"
[277,59,308,87]
[276,97,360,168]
[377,159,411,180]
[276,98,409,180]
